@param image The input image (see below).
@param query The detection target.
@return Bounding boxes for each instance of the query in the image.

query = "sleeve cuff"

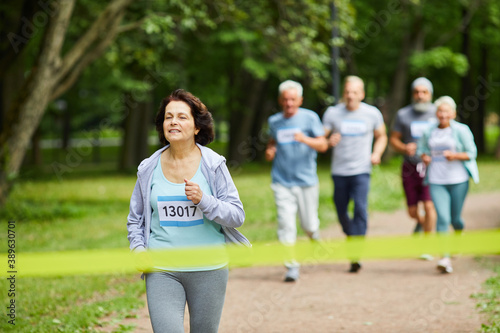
[132,246,146,253]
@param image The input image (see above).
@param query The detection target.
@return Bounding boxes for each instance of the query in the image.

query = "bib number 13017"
[163,205,197,218]
[157,196,204,227]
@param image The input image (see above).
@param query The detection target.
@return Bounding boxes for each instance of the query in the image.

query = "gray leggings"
[145,268,228,333]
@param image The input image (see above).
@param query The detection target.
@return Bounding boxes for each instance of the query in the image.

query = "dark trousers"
[332,173,370,236]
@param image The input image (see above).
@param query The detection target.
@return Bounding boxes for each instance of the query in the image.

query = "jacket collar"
[137,143,225,177]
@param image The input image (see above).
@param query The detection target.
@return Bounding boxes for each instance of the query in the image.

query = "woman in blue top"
[417,96,479,274]
[127,89,249,332]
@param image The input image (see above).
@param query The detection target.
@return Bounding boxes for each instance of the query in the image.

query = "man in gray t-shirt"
[322,76,387,273]
[390,77,437,237]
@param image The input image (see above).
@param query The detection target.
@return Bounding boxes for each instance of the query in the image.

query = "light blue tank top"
[149,157,226,271]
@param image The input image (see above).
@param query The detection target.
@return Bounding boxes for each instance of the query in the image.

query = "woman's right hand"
[133,250,153,272]
[421,154,432,166]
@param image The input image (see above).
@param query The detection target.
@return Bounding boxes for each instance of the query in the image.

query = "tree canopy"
[1,0,499,205]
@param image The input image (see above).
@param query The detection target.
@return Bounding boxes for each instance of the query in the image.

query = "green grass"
[0,274,145,332]
[472,258,500,333]
[0,173,145,332]
[0,153,499,332]
[471,158,500,193]
[2,175,134,252]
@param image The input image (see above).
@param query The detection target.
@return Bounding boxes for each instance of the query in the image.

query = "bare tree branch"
[117,17,148,33]
[56,0,134,83]
[51,10,126,100]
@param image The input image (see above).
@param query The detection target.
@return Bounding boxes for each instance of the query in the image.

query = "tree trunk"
[0,58,25,140]
[0,0,40,80]
[30,126,42,166]
[0,0,135,206]
[474,45,487,153]
[250,89,274,162]
[119,92,151,171]
[495,130,500,159]
[459,6,473,126]
[60,100,71,150]
[383,4,424,162]
[1,0,76,196]
[385,7,424,123]
[137,99,152,163]
[227,71,266,166]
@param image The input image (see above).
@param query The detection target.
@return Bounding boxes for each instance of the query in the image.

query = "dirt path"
[102,192,500,332]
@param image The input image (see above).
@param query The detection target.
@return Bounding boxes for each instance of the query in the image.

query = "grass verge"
[0,274,144,332]
[473,257,500,333]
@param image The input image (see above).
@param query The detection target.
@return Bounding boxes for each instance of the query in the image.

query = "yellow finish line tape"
[2,230,499,277]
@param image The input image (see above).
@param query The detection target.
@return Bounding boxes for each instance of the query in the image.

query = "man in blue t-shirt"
[322,75,388,273]
[266,80,328,282]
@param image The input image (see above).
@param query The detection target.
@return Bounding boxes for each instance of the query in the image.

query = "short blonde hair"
[434,96,457,111]
[344,75,365,91]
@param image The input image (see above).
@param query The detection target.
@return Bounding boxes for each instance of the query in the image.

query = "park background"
[0,0,499,332]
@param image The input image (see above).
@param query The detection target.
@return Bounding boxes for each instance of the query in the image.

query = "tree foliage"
[1,0,499,206]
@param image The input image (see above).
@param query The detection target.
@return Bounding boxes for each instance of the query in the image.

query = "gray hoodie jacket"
[127,144,251,253]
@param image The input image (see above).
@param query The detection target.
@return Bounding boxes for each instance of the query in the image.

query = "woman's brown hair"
[155,89,215,146]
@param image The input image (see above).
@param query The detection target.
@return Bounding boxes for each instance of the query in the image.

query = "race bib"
[340,120,367,136]
[157,196,204,227]
[410,121,431,139]
[276,127,301,144]
[431,145,452,162]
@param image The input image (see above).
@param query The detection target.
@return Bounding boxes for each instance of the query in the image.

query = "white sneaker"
[419,254,434,261]
[284,267,299,282]
[437,257,453,273]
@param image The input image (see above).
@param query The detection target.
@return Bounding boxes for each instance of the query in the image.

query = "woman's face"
[436,103,455,127]
[163,101,199,144]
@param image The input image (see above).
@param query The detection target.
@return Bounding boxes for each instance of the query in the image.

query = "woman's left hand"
[184,179,203,205]
[443,150,455,161]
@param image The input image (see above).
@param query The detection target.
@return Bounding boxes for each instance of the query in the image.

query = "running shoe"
[284,266,299,282]
[349,262,362,273]
[437,257,453,273]
[419,254,434,261]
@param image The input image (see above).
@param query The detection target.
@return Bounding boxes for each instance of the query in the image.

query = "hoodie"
[127,144,251,254]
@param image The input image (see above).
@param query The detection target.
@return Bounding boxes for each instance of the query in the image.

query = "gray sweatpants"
[145,268,228,332]
[271,183,321,269]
